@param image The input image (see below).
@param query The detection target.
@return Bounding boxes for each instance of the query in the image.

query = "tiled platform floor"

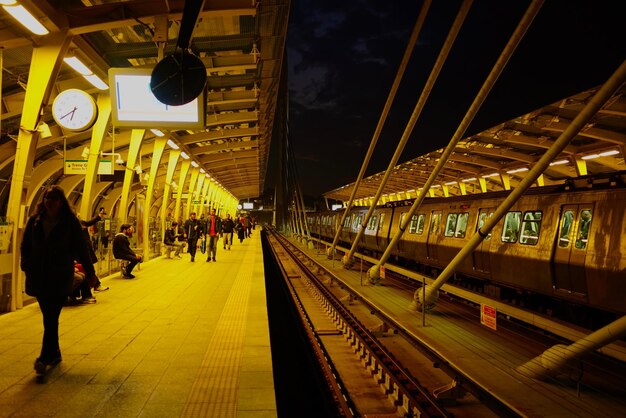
[0,233,276,418]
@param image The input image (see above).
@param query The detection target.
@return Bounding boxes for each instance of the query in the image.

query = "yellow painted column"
[175,160,191,222]
[80,93,112,220]
[194,175,206,215]
[7,32,72,311]
[185,168,200,217]
[500,173,511,190]
[459,182,467,195]
[479,177,487,193]
[119,129,145,223]
[200,178,210,212]
[143,136,167,260]
[442,184,449,197]
[574,156,588,176]
[161,149,181,240]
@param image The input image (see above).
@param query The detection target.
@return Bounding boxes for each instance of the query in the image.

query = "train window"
[559,210,575,248]
[455,213,469,238]
[430,212,442,235]
[379,213,385,231]
[353,215,362,230]
[398,213,406,231]
[368,215,378,230]
[520,211,542,245]
[416,214,425,235]
[575,209,592,250]
[344,215,351,228]
[477,210,493,240]
[409,215,418,233]
[445,214,458,237]
[501,211,521,243]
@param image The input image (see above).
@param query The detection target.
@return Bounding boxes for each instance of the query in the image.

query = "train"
[309,172,626,328]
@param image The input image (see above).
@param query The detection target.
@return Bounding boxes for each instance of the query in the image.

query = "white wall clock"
[52,89,98,132]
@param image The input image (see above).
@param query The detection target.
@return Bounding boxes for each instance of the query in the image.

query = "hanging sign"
[64,159,113,175]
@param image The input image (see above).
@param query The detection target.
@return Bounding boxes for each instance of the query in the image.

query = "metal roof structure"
[324,84,626,204]
[0,0,289,201]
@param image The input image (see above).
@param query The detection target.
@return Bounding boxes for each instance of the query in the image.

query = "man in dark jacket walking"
[183,212,202,262]
[112,224,142,278]
[221,213,235,250]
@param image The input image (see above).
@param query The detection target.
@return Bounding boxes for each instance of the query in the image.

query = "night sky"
[280,0,625,198]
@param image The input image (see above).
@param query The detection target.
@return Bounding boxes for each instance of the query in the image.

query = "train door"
[552,205,593,296]
[426,210,442,261]
[397,212,406,252]
[472,208,494,273]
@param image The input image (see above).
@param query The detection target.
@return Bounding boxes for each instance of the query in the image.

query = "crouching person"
[113,224,142,278]
[164,221,184,258]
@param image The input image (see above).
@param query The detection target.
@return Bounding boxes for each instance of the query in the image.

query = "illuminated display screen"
[109,67,205,129]
[243,202,254,210]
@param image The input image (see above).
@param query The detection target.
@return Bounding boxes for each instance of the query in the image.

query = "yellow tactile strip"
[181,248,255,417]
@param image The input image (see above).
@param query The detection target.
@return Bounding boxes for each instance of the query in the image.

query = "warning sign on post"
[480,303,497,330]
[379,265,385,279]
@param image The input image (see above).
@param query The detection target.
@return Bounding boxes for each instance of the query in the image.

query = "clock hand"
[60,106,77,120]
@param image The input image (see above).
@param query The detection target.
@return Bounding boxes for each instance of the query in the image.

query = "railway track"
[266,229,521,417]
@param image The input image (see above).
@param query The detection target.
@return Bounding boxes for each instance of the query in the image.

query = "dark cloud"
[280,0,626,197]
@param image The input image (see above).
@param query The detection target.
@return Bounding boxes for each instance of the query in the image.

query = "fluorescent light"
[181,151,190,159]
[581,154,599,160]
[150,129,164,137]
[167,139,179,149]
[507,167,528,174]
[84,74,108,90]
[64,57,109,89]
[482,173,499,178]
[3,4,49,35]
[64,57,91,75]
[462,177,477,182]
[430,184,441,188]
[444,181,457,185]
[200,168,205,174]
[599,149,619,157]
[550,159,569,166]
[191,161,199,167]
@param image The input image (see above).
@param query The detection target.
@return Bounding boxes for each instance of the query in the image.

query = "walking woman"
[20,186,95,377]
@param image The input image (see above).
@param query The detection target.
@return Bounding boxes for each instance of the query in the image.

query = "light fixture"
[481,173,499,178]
[134,164,142,175]
[1,2,49,35]
[63,56,108,90]
[599,149,619,157]
[115,155,124,165]
[150,129,164,137]
[583,149,620,160]
[37,121,52,138]
[200,168,205,174]
[506,167,529,174]
[81,147,90,158]
[191,161,199,168]
[444,181,457,185]
[462,177,477,182]
[550,159,569,166]
[166,139,179,149]
[180,151,190,160]
[170,180,177,189]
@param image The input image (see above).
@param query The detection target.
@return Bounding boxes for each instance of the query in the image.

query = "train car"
[316,173,626,324]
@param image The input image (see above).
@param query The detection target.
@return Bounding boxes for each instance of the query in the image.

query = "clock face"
[52,89,98,132]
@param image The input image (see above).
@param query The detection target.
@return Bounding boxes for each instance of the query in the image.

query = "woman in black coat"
[20,186,95,376]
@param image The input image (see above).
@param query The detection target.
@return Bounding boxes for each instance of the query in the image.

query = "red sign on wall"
[480,304,497,330]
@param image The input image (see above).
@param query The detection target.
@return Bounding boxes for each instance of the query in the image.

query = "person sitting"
[112,224,142,278]
[164,221,184,258]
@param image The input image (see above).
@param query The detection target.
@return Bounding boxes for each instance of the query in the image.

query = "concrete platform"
[0,233,276,418]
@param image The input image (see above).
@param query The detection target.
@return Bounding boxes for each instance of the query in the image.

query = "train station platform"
[0,233,276,418]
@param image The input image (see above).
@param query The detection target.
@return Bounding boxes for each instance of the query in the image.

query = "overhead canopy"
[0,0,289,200]
[324,85,626,203]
